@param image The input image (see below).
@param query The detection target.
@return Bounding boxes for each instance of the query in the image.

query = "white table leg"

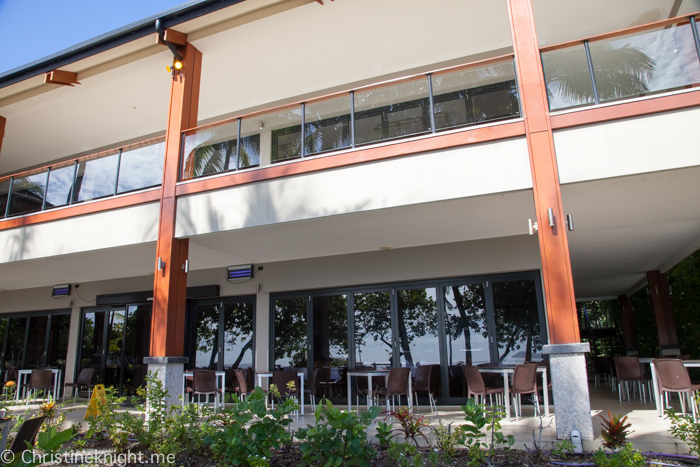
[651,363,662,416]
[543,368,549,417]
[367,375,373,410]
[408,376,413,411]
[502,371,511,422]
[181,374,185,407]
[347,375,352,412]
[300,373,305,415]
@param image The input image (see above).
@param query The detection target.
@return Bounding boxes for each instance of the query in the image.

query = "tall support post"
[506,0,592,440]
[617,295,638,355]
[0,115,6,156]
[647,270,680,355]
[144,42,202,408]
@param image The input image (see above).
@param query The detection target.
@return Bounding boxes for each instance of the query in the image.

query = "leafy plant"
[7,426,76,467]
[205,387,297,467]
[592,443,645,467]
[666,406,700,455]
[430,422,461,461]
[460,399,513,466]
[375,421,393,449]
[84,385,127,448]
[599,411,632,450]
[384,406,430,446]
[552,439,575,460]
[37,401,74,431]
[386,441,422,467]
[296,400,380,467]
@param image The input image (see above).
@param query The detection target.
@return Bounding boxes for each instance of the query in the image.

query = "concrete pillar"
[63,307,82,392]
[255,292,270,377]
[544,343,594,440]
[143,357,187,408]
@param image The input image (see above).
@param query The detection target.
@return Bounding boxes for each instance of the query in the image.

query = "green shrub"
[384,406,430,446]
[296,400,381,467]
[375,421,393,449]
[592,443,645,467]
[666,406,700,455]
[460,398,513,466]
[204,387,297,467]
[387,441,422,467]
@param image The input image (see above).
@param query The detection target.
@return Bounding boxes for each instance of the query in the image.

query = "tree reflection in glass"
[353,292,391,368]
[274,298,307,370]
[195,304,219,369]
[493,280,542,365]
[396,289,439,368]
[223,300,254,369]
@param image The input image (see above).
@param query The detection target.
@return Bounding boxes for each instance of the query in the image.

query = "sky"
[0,0,188,75]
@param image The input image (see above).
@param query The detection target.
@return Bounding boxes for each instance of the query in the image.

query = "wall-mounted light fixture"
[565,214,574,231]
[547,208,555,227]
[157,257,165,271]
[528,219,538,235]
[155,19,187,75]
[259,121,264,130]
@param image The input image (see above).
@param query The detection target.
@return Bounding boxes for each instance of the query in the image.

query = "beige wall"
[554,106,700,184]
[176,137,532,237]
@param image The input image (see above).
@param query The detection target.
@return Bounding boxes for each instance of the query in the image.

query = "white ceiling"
[563,166,700,298]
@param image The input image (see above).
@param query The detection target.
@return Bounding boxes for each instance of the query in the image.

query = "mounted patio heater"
[52,284,71,297]
[227,265,254,282]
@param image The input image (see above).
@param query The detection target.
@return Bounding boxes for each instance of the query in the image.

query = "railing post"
[4,177,13,218]
[427,74,437,133]
[350,91,356,148]
[583,40,600,105]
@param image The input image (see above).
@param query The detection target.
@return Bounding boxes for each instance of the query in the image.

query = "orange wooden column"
[647,270,679,352]
[0,115,6,156]
[507,0,580,344]
[151,43,202,357]
[617,295,638,353]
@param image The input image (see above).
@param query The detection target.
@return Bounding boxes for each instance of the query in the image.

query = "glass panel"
[239,119,262,169]
[44,163,75,209]
[8,171,48,216]
[312,295,348,398]
[194,303,220,369]
[73,154,119,202]
[46,314,70,370]
[304,96,352,155]
[590,23,700,103]
[541,45,596,111]
[260,108,303,164]
[0,179,11,218]
[80,311,105,383]
[123,305,151,392]
[222,299,255,370]
[353,291,392,369]
[24,316,47,369]
[5,318,26,368]
[443,284,488,398]
[274,298,307,370]
[105,309,126,389]
[182,122,239,179]
[354,78,431,145]
[432,61,520,130]
[493,279,543,364]
[117,141,165,193]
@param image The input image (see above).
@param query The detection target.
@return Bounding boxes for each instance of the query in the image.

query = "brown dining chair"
[613,356,648,403]
[305,367,331,411]
[654,358,700,420]
[9,416,46,456]
[373,367,411,413]
[413,365,438,413]
[511,363,539,420]
[26,369,53,405]
[268,370,300,417]
[354,367,381,411]
[462,366,504,407]
[64,367,95,401]
[186,369,220,411]
[232,369,252,401]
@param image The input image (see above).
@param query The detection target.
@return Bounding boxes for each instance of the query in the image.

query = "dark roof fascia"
[0,0,247,90]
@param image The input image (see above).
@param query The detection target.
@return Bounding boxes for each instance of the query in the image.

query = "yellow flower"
[5,381,16,388]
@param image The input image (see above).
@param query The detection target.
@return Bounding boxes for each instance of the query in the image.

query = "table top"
[183,371,225,376]
[18,368,61,374]
[639,358,700,365]
[347,370,391,376]
[257,371,305,377]
[478,366,547,373]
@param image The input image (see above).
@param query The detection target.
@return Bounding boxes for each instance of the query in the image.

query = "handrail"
[0,135,166,184]
[540,11,699,53]
[181,53,516,136]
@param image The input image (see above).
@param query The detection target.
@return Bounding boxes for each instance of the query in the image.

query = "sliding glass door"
[271,271,546,405]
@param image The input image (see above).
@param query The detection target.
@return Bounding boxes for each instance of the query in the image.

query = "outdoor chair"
[9,415,46,456]
[304,367,331,411]
[654,358,700,420]
[354,367,381,411]
[613,356,649,403]
[413,365,440,413]
[449,365,468,398]
[591,356,612,389]
[606,357,619,393]
[510,363,539,420]
[462,365,504,408]
[245,367,254,392]
[477,363,505,390]
[268,370,300,417]
[186,369,220,411]
[373,367,411,413]
[26,369,53,405]
[64,367,95,401]
[232,369,252,401]
[330,367,347,398]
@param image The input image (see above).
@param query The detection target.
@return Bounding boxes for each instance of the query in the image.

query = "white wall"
[176,137,532,237]
[0,202,160,264]
[555,107,700,184]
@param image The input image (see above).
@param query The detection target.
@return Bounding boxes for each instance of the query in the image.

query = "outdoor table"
[478,366,549,422]
[256,371,306,415]
[346,369,413,413]
[639,358,700,416]
[16,369,62,401]
[181,371,226,410]
[0,418,12,453]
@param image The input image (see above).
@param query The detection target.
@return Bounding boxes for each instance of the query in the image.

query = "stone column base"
[143,357,188,409]
[543,343,594,441]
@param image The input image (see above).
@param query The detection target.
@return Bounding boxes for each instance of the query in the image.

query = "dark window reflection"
[123,305,151,391]
[542,45,596,111]
[25,316,48,369]
[222,300,254,370]
[117,142,165,193]
[274,298,307,370]
[47,314,71,370]
[8,172,47,217]
[239,135,261,169]
[493,279,542,364]
[0,179,10,218]
[304,96,352,156]
[105,309,126,388]
[195,304,219,369]
[353,292,392,368]
[5,318,27,368]
[272,125,302,163]
[312,295,348,370]
[80,311,105,384]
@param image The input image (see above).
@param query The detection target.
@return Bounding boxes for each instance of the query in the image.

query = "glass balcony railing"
[181,57,521,181]
[0,137,165,220]
[542,16,700,111]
